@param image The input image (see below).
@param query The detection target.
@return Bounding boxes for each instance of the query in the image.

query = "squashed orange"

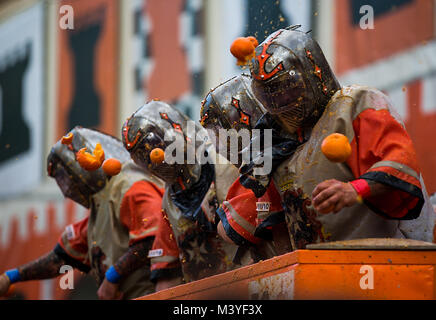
[321,133,352,163]
[61,132,74,145]
[247,36,258,47]
[102,158,122,176]
[230,37,256,66]
[150,148,165,164]
[76,143,105,171]
[318,204,335,214]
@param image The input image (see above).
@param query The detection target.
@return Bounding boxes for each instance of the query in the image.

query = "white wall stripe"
[339,40,436,91]
[422,73,436,114]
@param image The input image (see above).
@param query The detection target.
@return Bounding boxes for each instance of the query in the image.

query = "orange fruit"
[102,158,122,176]
[230,37,255,65]
[321,133,352,163]
[150,148,165,164]
[6,284,15,297]
[247,36,258,47]
[76,143,105,171]
[318,204,335,214]
[61,132,73,145]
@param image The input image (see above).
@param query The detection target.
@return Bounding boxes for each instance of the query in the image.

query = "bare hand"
[0,274,11,297]
[97,278,123,300]
[312,179,359,214]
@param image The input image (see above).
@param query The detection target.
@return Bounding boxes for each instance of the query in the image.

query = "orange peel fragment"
[61,132,74,145]
[76,143,105,171]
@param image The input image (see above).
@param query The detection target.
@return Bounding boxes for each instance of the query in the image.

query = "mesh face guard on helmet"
[125,116,181,183]
[200,74,267,165]
[47,127,130,208]
[250,27,341,133]
[51,160,92,207]
[122,101,205,186]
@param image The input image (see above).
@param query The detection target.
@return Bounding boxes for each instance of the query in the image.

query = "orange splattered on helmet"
[61,132,74,145]
[76,143,105,171]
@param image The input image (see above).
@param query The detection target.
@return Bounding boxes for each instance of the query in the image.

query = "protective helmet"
[47,127,130,208]
[250,26,341,133]
[200,74,267,132]
[200,74,267,165]
[122,101,208,188]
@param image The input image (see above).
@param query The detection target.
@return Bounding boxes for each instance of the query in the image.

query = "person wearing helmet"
[239,25,435,250]
[200,74,292,258]
[122,101,252,283]
[0,127,182,299]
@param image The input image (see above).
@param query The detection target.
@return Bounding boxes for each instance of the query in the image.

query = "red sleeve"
[149,209,181,278]
[120,180,181,279]
[347,108,424,219]
[58,216,89,266]
[217,178,284,246]
[119,180,165,246]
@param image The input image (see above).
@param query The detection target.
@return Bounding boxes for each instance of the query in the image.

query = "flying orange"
[150,148,165,164]
[102,158,122,176]
[321,133,352,163]
[247,36,258,47]
[230,37,256,66]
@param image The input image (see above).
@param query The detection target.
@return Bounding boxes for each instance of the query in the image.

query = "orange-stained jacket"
[221,85,435,250]
[272,85,435,250]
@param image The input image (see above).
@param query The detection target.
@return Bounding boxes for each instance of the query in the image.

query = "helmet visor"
[129,131,179,184]
[251,70,307,115]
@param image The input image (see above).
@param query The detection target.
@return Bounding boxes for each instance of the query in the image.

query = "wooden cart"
[137,238,436,300]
